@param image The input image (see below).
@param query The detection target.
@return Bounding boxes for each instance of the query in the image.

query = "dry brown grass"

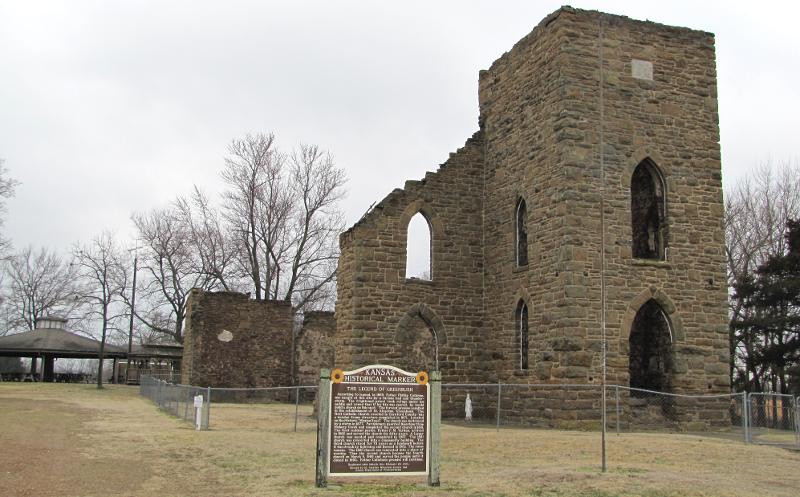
[1,383,798,497]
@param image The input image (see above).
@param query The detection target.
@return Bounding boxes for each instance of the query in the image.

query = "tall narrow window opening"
[406,212,432,280]
[630,159,667,260]
[515,300,529,370]
[516,198,528,266]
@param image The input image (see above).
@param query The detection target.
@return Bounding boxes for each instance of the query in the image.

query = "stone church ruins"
[335,7,729,422]
[183,7,730,425]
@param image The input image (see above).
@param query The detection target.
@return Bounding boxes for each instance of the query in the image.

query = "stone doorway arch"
[629,299,674,393]
[622,287,683,395]
[393,304,445,372]
[622,288,684,423]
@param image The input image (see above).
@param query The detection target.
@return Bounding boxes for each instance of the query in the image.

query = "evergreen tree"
[733,219,800,395]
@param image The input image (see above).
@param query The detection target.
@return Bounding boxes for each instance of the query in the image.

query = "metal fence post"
[745,392,751,443]
[794,396,800,447]
[615,385,620,436]
[428,371,441,487]
[496,383,502,432]
[294,386,301,432]
[206,386,211,430]
[183,387,190,421]
[315,369,331,488]
[741,391,748,444]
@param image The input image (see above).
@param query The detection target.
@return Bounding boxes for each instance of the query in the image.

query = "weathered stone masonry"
[296,311,336,387]
[182,290,336,390]
[182,290,293,388]
[335,7,730,425]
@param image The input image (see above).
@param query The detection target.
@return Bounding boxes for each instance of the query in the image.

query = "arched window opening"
[629,299,674,395]
[516,198,528,267]
[630,159,667,260]
[515,300,529,370]
[406,212,432,280]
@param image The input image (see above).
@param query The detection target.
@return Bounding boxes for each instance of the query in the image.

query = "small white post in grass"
[193,395,204,431]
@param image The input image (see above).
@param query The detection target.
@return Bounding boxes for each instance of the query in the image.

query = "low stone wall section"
[181,289,293,388]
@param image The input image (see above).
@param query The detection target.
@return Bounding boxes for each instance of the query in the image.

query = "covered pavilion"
[120,342,183,384]
[0,317,127,382]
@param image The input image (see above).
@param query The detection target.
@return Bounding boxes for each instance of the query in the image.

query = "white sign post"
[193,395,204,431]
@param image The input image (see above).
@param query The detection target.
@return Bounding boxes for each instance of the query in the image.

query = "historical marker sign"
[328,365,430,477]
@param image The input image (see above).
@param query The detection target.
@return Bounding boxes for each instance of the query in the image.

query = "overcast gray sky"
[1,0,798,254]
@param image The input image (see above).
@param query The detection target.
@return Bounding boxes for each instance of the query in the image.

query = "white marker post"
[193,395,204,431]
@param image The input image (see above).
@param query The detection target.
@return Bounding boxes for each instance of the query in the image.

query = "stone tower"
[335,7,729,405]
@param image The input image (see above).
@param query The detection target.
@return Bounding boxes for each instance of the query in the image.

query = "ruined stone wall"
[335,133,486,382]
[181,290,293,388]
[296,311,336,387]
[334,7,730,424]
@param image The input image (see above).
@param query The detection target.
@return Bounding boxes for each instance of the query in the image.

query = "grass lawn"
[1,383,798,497]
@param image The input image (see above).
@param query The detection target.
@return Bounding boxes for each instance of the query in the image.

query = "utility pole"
[124,249,138,385]
[598,14,608,473]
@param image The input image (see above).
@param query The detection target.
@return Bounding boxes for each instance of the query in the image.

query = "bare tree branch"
[72,231,128,388]
[174,186,236,291]
[219,133,346,310]
[0,159,20,257]
[1,246,83,335]
[132,205,219,343]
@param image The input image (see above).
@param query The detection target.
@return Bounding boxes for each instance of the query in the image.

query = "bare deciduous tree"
[132,205,219,343]
[0,159,19,257]
[73,232,128,389]
[220,133,346,309]
[221,133,289,300]
[114,133,344,358]
[2,246,82,335]
[174,186,236,291]
[726,162,800,391]
[283,144,345,310]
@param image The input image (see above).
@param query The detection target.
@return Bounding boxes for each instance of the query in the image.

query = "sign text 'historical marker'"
[316,365,440,487]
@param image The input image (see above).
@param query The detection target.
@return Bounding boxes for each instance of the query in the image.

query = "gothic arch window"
[630,159,667,260]
[406,212,432,280]
[515,299,529,370]
[516,198,528,267]
[629,299,674,394]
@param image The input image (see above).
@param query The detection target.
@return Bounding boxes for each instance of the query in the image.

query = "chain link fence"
[137,375,799,448]
[441,384,749,440]
[746,392,800,446]
[207,385,318,432]
[139,375,317,432]
[136,369,181,384]
[139,376,210,430]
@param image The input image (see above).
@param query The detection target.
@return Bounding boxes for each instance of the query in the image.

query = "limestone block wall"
[181,290,293,388]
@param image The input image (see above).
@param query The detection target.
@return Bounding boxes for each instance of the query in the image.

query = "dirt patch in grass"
[0,394,149,497]
[2,383,799,497]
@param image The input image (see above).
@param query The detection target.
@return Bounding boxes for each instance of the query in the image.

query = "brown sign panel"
[328,365,429,476]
